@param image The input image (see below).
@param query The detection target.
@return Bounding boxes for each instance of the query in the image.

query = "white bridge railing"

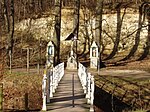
[42,62,94,111]
[42,62,65,111]
[78,62,95,112]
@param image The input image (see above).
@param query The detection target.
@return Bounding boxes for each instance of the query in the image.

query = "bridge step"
[46,70,90,112]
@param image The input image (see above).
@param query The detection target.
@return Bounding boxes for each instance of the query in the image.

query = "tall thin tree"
[53,0,62,65]
[105,3,126,60]
[121,3,146,61]
[95,0,105,68]
[4,0,14,69]
[138,4,150,60]
[73,0,80,67]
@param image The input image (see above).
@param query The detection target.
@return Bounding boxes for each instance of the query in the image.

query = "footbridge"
[42,61,95,112]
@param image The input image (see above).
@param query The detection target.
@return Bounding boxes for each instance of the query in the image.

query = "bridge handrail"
[78,62,94,112]
[42,62,65,111]
[52,62,64,94]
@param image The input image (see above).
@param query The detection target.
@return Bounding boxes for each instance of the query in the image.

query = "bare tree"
[95,0,106,68]
[78,5,90,57]
[53,0,62,65]
[78,1,97,59]
[4,0,15,68]
[121,2,147,61]
[105,3,126,60]
[73,0,80,65]
[138,4,150,60]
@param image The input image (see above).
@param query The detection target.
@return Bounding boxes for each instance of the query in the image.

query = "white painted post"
[53,67,57,93]
[82,67,85,93]
[86,73,91,104]
[90,41,98,69]
[42,73,47,111]
[53,79,56,93]
[56,67,59,88]
[52,67,55,93]
[60,63,63,80]
[79,64,81,79]
[47,71,50,103]
[50,74,53,98]
[78,63,81,81]
[90,75,94,112]
[83,71,87,94]
[81,66,85,88]
[51,63,65,94]
[27,48,30,73]
[62,63,64,77]
[78,63,80,79]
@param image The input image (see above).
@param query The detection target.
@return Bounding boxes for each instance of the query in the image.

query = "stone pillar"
[90,41,98,69]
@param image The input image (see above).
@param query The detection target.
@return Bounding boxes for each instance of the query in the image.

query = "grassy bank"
[3,70,43,111]
[95,74,150,111]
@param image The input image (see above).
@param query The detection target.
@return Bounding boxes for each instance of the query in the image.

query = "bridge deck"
[46,70,90,112]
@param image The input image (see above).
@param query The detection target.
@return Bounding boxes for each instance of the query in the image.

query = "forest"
[0,0,150,111]
[0,0,149,69]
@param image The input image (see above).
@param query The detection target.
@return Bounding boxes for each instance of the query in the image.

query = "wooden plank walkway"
[46,70,90,112]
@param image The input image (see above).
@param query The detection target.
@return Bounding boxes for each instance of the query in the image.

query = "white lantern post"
[46,41,55,68]
[42,72,47,111]
[90,41,98,69]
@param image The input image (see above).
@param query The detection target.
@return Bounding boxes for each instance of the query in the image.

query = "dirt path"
[89,69,150,79]
[99,69,150,79]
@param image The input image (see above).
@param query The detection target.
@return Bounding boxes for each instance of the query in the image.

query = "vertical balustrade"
[52,68,55,93]
[83,66,87,94]
[42,72,47,111]
[50,62,64,95]
[86,73,91,104]
[49,70,53,98]
[42,62,64,110]
[42,62,94,111]
[78,62,95,112]
[90,75,94,112]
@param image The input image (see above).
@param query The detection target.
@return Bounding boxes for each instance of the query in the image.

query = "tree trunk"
[138,5,150,60]
[73,0,80,67]
[4,0,14,67]
[105,4,123,60]
[95,0,105,68]
[53,0,61,65]
[121,4,144,61]
[79,8,89,57]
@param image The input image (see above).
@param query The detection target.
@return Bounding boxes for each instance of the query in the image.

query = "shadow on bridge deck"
[50,94,85,103]
[46,70,90,112]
